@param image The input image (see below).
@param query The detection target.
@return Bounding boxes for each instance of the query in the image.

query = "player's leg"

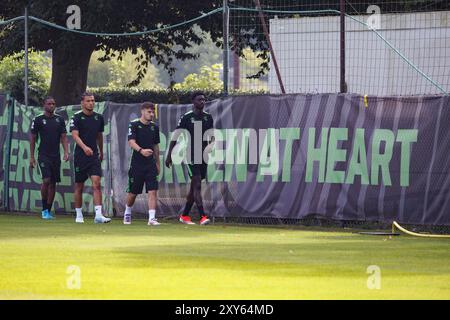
[74,160,89,223]
[38,156,52,219]
[46,181,56,217]
[147,190,160,225]
[46,159,60,218]
[123,167,144,224]
[123,193,137,225]
[91,175,110,223]
[146,167,160,225]
[194,164,210,225]
[40,178,50,219]
[179,174,195,224]
[74,182,85,223]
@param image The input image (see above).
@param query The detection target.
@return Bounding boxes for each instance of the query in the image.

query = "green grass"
[0,214,450,299]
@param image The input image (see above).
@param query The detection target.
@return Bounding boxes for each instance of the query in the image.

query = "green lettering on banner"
[53,192,64,212]
[306,127,328,183]
[225,129,249,182]
[164,131,186,183]
[20,189,29,210]
[257,129,279,182]
[371,129,394,186]
[9,188,18,210]
[345,128,369,185]
[64,192,75,212]
[16,140,31,183]
[326,128,348,183]
[208,129,224,182]
[396,129,418,187]
[158,132,167,183]
[9,139,18,181]
[30,190,41,211]
[59,160,71,186]
[280,128,300,182]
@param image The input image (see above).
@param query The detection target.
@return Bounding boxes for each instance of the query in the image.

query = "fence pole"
[254,0,285,94]
[24,5,29,107]
[223,0,230,96]
[340,0,346,93]
[3,97,15,211]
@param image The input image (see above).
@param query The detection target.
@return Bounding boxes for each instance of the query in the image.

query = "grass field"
[0,214,450,299]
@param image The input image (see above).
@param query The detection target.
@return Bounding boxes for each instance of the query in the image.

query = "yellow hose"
[392,221,450,238]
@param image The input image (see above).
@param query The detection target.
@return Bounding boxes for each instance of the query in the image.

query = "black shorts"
[74,158,102,183]
[38,155,61,183]
[126,164,158,195]
[188,163,208,180]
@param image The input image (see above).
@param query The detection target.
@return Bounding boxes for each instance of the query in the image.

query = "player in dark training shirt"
[123,102,161,225]
[30,96,69,220]
[69,93,111,224]
[165,91,214,225]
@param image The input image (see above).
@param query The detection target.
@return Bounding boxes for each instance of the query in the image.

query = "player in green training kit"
[70,92,111,224]
[165,91,214,225]
[30,96,69,220]
[123,102,161,225]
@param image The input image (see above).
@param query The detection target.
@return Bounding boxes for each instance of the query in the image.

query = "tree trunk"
[50,42,95,106]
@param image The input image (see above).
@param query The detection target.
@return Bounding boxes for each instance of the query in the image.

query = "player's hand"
[99,152,103,162]
[140,149,153,157]
[205,143,214,154]
[30,157,36,168]
[156,164,160,176]
[165,156,172,168]
[83,146,94,156]
[63,153,69,162]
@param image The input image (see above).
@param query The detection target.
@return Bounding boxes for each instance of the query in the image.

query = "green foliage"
[89,88,224,104]
[88,49,164,90]
[0,51,51,105]
[173,63,223,91]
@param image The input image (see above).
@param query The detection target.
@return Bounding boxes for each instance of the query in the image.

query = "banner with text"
[1,94,449,225]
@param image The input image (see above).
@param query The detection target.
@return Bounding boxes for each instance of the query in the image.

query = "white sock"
[125,205,132,215]
[148,209,156,220]
[76,208,83,218]
[95,205,103,218]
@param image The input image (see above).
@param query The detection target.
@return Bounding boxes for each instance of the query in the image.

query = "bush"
[89,88,225,104]
[0,51,51,105]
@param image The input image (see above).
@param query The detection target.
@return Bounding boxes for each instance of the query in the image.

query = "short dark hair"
[191,91,205,101]
[42,96,55,104]
[81,92,94,101]
[141,101,155,110]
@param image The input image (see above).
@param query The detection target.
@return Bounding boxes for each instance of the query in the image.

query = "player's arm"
[61,133,69,161]
[165,140,177,168]
[97,116,105,161]
[30,133,37,168]
[72,130,93,156]
[60,119,69,161]
[70,116,93,156]
[30,118,38,168]
[165,115,185,168]
[205,116,215,153]
[154,144,160,175]
[128,139,153,157]
[97,132,103,161]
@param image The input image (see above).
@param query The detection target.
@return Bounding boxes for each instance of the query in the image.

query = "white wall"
[269,11,450,95]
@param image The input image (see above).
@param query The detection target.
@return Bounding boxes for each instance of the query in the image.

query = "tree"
[2,1,446,104]
[0,51,51,105]
[87,49,164,90]
[0,0,223,105]
[173,63,223,91]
